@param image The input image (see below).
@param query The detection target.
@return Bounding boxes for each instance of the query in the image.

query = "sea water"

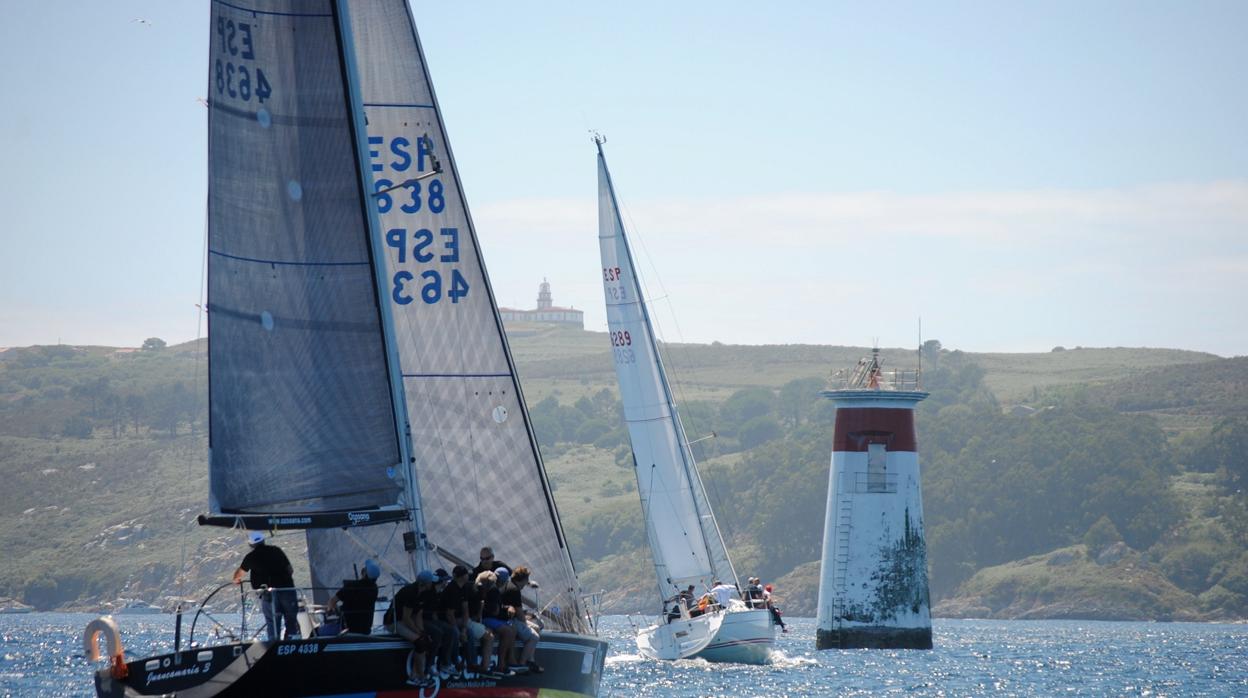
[2,613,1245,696]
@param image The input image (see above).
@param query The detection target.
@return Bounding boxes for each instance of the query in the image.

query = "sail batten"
[597,145,739,600]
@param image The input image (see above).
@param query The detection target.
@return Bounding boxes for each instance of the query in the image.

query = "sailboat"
[594,137,776,664]
[82,2,606,696]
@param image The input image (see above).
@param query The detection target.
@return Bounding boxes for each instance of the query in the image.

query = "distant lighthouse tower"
[816,348,932,650]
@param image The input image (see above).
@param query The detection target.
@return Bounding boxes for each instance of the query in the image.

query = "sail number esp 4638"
[369,135,469,306]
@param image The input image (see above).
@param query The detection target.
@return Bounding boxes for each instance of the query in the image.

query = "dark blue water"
[2,614,1245,696]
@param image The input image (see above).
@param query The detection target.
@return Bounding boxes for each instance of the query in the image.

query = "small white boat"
[638,601,775,664]
[596,137,776,664]
[113,600,163,615]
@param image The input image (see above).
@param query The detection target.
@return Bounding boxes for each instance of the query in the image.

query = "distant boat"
[112,600,163,615]
[594,136,776,664]
[0,599,34,614]
[81,2,606,696]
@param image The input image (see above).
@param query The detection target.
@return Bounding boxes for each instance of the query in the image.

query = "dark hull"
[95,632,606,697]
[816,625,932,650]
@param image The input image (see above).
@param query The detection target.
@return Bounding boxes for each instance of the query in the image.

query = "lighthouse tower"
[816,348,932,650]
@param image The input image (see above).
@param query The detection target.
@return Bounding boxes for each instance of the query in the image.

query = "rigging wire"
[177,203,210,604]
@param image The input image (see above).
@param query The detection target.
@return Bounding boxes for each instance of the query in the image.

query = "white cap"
[248,532,265,545]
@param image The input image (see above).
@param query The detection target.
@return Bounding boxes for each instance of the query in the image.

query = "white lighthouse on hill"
[816,348,932,650]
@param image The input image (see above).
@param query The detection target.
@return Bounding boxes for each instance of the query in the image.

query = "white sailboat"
[595,137,776,664]
[82,2,606,695]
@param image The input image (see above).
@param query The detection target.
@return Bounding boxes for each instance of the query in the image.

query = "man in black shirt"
[501,566,542,674]
[442,564,493,674]
[473,547,509,577]
[232,532,299,641]
[326,559,380,635]
[419,570,455,678]
[393,571,431,688]
[478,569,516,675]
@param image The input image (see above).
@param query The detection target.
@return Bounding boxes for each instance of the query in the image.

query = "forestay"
[206,0,404,516]
[596,142,738,599]
[332,0,586,633]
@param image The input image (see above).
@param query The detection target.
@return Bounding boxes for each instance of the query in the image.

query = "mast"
[333,0,428,574]
[596,138,738,595]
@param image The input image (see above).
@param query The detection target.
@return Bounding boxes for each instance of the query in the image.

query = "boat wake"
[767,649,819,668]
[605,653,644,665]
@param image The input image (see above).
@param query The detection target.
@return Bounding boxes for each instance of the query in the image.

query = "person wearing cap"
[442,564,493,675]
[477,569,517,675]
[232,532,299,641]
[392,571,432,687]
[419,569,456,679]
[326,559,381,635]
[501,566,543,674]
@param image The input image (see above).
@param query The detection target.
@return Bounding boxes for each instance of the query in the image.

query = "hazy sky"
[2,2,1245,356]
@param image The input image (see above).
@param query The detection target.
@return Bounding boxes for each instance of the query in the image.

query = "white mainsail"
[337,1,587,632]
[596,140,737,600]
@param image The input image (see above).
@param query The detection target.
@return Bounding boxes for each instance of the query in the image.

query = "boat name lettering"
[278,643,320,655]
[146,663,209,685]
[347,512,371,524]
[213,15,272,105]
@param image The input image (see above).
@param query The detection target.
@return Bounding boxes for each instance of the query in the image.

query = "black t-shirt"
[393,583,424,625]
[239,544,294,590]
[335,578,379,634]
[472,560,510,578]
[418,585,442,621]
[500,581,524,614]
[441,580,470,619]
[481,586,507,621]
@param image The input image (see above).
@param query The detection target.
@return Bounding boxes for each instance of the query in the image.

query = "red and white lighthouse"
[815,348,932,649]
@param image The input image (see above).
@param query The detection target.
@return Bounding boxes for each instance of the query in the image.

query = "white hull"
[637,607,775,665]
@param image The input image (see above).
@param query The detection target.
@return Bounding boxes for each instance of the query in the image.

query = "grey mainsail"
[596,140,738,600]
[206,0,404,516]
[332,0,588,632]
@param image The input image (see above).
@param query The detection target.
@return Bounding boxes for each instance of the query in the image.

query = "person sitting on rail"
[478,569,517,676]
[392,571,433,688]
[422,569,457,679]
[443,564,493,676]
[502,566,544,674]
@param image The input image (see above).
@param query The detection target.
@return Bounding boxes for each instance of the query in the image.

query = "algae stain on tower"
[816,348,933,649]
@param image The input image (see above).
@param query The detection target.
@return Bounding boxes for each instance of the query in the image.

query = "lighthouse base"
[816,626,932,650]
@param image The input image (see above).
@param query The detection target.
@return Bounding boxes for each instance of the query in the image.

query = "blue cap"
[495,567,511,581]
[363,560,380,579]
[416,570,435,583]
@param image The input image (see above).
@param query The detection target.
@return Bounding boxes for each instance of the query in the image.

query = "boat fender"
[83,616,128,679]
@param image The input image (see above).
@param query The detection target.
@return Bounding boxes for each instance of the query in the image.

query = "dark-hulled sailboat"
[83,1,607,695]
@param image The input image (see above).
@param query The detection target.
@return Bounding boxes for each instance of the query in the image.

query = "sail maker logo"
[347,512,372,525]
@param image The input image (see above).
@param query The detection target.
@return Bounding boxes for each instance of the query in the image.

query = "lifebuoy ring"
[83,616,128,679]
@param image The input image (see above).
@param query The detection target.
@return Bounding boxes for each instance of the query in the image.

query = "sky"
[1,1,1245,356]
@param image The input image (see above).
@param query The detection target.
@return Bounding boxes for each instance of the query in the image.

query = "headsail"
[596,140,738,600]
[335,0,587,632]
[206,0,405,517]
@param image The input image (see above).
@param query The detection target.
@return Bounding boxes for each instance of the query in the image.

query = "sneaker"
[509,663,530,674]
[437,667,453,680]
[526,660,545,675]
[406,676,433,687]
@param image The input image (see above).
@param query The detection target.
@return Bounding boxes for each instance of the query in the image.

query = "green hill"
[1,330,1244,621]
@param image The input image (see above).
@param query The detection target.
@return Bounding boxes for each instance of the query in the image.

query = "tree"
[141,337,167,351]
[738,415,783,449]
[62,415,93,438]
